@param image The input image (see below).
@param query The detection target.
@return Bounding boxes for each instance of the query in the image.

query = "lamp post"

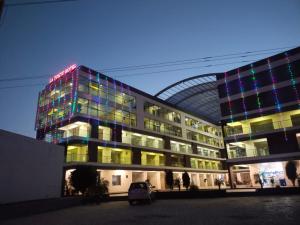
[0,0,4,21]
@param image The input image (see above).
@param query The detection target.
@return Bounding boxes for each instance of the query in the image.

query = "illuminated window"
[98,126,111,141]
[112,175,121,186]
[144,102,181,123]
[97,147,132,164]
[141,151,165,166]
[59,122,91,138]
[170,140,192,154]
[66,145,88,162]
[122,130,164,149]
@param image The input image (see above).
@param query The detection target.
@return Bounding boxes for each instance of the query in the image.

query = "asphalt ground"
[1,196,300,225]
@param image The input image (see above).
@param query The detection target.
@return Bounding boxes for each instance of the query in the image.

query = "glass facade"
[122,130,164,149]
[144,102,181,123]
[76,97,136,127]
[97,147,132,164]
[144,118,182,137]
[227,138,269,159]
[36,76,73,129]
[36,71,137,130]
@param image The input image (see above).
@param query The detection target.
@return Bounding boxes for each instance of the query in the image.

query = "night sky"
[0,0,300,138]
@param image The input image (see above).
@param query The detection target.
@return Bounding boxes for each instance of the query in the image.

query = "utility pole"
[0,0,4,21]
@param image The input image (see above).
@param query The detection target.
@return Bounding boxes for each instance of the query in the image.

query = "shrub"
[285,161,298,186]
[182,171,191,191]
[214,178,224,190]
[165,170,174,190]
[189,184,199,192]
[70,166,98,195]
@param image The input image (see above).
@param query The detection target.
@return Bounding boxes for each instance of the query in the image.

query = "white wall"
[0,129,64,204]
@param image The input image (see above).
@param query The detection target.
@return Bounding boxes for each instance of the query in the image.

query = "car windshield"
[129,183,147,190]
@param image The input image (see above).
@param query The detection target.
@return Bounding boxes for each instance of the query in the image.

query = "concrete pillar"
[90,122,99,139]
[111,124,122,142]
[228,165,235,189]
[163,136,171,150]
[191,142,198,154]
[184,155,191,168]
[165,152,172,166]
[132,147,141,165]
[88,142,98,162]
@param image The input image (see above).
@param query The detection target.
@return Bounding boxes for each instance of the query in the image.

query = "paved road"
[2,196,300,225]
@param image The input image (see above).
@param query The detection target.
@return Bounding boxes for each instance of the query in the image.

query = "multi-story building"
[217,46,300,188]
[35,46,300,192]
[35,64,227,193]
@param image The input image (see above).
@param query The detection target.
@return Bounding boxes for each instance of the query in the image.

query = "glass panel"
[97,147,132,164]
[250,119,274,133]
[122,130,164,149]
[141,151,165,166]
[66,145,88,162]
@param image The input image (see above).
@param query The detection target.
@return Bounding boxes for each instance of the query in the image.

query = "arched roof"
[155,73,222,124]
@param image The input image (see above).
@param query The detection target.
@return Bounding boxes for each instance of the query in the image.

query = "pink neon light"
[49,64,77,83]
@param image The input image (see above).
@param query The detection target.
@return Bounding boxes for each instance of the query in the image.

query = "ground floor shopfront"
[65,168,229,194]
[231,160,300,188]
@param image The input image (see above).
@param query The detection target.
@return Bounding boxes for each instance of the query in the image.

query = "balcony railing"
[141,161,165,166]
[97,156,131,164]
[66,154,88,162]
[228,148,269,159]
[122,137,164,149]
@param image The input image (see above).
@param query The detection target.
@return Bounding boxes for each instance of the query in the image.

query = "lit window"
[112,175,121,186]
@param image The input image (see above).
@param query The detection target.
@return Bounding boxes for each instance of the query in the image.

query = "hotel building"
[35,46,300,192]
[217,47,300,188]
[35,65,227,193]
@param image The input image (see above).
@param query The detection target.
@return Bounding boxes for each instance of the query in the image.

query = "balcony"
[227,138,269,159]
[225,118,300,138]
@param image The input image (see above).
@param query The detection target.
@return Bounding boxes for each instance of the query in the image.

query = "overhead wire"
[0,45,298,90]
[4,0,78,7]
[100,45,297,72]
[0,45,296,83]
[0,58,269,90]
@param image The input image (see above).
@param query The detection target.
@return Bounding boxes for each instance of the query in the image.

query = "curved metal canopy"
[155,73,222,124]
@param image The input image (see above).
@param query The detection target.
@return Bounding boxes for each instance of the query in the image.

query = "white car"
[128,182,155,205]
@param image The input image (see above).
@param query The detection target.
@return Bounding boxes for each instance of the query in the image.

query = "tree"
[182,171,190,190]
[89,178,109,204]
[214,178,224,190]
[165,170,174,190]
[70,166,99,195]
[174,178,181,191]
[285,161,298,186]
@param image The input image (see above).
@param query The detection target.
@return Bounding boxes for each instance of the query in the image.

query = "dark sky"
[1,0,300,138]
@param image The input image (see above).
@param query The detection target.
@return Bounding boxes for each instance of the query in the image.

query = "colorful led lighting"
[285,53,300,107]
[250,64,263,115]
[267,59,281,112]
[267,59,288,140]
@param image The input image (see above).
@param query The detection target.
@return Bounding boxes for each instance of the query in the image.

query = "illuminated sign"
[49,64,77,83]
